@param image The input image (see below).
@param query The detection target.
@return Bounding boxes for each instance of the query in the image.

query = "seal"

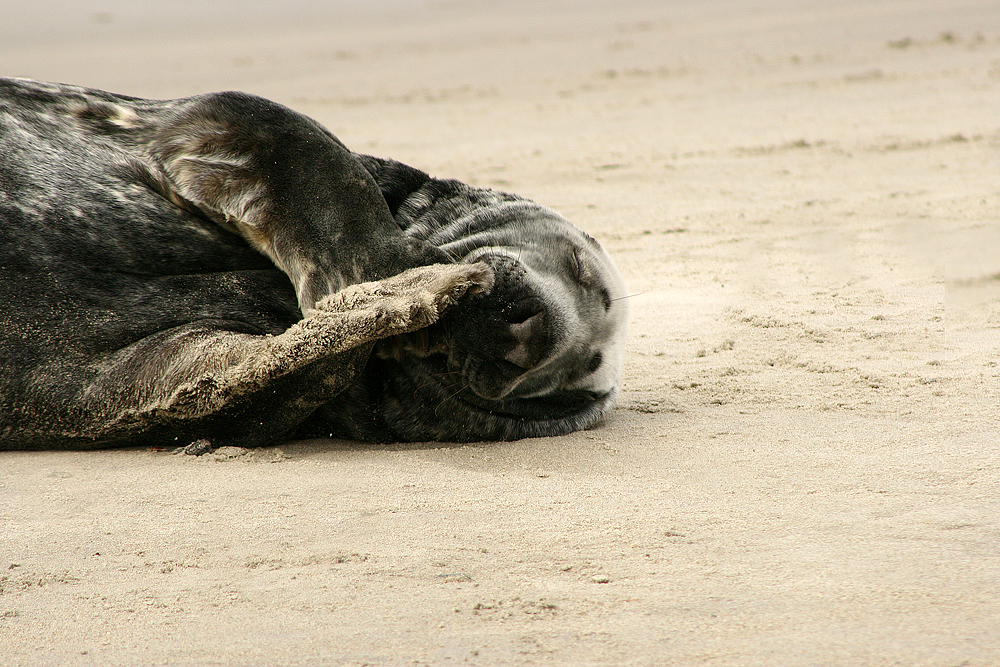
[0,78,627,449]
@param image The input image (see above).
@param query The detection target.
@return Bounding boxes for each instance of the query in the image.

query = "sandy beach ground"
[2,1,999,664]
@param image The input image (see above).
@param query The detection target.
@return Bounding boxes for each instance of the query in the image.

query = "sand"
[2,0,998,664]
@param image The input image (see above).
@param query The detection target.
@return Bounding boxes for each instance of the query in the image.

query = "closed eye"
[570,248,591,287]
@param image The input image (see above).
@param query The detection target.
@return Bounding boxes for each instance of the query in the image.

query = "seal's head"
[306,157,628,442]
[370,199,628,441]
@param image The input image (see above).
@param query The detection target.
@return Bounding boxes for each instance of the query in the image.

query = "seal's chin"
[385,349,610,417]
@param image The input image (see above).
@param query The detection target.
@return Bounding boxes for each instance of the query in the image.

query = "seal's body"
[0,79,626,449]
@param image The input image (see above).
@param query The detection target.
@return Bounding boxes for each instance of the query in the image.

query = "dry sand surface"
[2,0,999,664]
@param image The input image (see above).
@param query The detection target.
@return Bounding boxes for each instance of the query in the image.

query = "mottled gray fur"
[0,78,626,449]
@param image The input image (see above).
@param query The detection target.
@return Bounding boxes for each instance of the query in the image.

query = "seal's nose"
[503,309,545,369]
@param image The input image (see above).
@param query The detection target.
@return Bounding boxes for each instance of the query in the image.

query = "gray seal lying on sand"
[0,78,627,449]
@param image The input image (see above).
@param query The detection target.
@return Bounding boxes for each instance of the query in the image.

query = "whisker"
[411,369,459,392]
[611,292,643,302]
[432,383,468,418]
[438,382,473,414]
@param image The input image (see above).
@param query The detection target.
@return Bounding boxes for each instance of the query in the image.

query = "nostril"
[502,299,543,325]
[504,311,545,369]
[509,310,544,342]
